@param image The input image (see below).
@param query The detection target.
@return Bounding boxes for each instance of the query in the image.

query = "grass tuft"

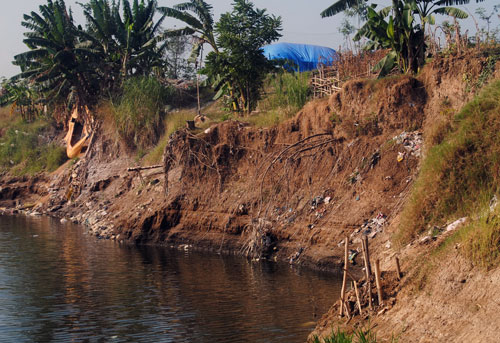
[312,327,383,343]
[113,76,175,150]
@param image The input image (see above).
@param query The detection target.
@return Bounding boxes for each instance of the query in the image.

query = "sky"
[0,0,497,78]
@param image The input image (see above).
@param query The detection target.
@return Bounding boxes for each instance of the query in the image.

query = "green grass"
[312,328,383,343]
[0,116,66,175]
[259,71,310,116]
[396,79,500,267]
[113,76,175,150]
[142,110,197,165]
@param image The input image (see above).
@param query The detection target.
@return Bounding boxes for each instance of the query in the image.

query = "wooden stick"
[353,280,363,316]
[339,236,349,316]
[127,165,162,172]
[367,278,373,310]
[395,256,402,280]
[361,237,373,310]
[363,235,372,276]
[374,259,383,306]
[343,300,351,318]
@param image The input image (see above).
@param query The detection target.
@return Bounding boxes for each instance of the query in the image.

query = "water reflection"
[0,216,341,343]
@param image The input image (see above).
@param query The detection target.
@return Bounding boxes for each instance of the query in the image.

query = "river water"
[0,215,341,343]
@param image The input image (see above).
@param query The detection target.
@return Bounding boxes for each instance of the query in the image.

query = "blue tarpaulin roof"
[262,42,337,71]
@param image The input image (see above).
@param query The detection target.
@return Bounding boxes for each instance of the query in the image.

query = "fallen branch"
[127,165,162,172]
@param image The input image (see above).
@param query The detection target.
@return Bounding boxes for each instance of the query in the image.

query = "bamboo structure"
[311,67,341,98]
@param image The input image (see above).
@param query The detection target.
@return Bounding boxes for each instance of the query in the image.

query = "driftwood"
[127,165,162,172]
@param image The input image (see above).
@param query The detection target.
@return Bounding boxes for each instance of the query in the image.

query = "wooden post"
[363,236,372,276]
[374,259,383,306]
[395,256,402,280]
[339,236,349,316]
[361,237,372,310]
[353,280,362,316]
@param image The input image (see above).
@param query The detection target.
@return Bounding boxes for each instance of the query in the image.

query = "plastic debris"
[445,217,467,232]
[394,131,423,157]
[348,249,359,264]
[324,196,332,204]
[311,196,324,208]
[490,195,498,212]
[397,152,405,162]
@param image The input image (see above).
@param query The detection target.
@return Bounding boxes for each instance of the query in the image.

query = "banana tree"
[354,0,425,76]
[12,0,100,109]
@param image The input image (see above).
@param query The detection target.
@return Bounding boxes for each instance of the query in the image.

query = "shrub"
[113,77,175,150]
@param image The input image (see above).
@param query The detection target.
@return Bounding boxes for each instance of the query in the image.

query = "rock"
[60,218,68,224]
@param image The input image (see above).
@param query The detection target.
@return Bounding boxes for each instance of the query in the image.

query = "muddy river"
[0,215,341,342]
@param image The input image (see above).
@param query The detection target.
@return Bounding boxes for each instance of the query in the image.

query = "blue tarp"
[262,42,337,72]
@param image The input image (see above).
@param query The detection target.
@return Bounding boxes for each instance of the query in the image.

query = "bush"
[113,77,175,150]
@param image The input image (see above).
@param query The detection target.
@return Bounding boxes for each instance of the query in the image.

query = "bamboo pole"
[374,259,383,306]
[353,280,362,316]
[339,236,349,316]
[395,256,402,280]
[361,237,372,310]
[363,235,372,276]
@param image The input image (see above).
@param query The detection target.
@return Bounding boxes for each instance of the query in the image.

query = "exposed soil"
[1,52,499,342]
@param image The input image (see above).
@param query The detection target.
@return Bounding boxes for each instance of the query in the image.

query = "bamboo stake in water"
[339,236,349,316]
[353,280,363,316]
[374,259,383,306]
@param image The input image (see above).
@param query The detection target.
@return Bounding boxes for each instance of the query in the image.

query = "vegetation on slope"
[0,108,66,174]
[397,79,500,268]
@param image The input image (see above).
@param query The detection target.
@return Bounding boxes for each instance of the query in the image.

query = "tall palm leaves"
[322,0,479,19]
[158,0,218,61]
[81,0,167,79]
[13,0,98,107]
